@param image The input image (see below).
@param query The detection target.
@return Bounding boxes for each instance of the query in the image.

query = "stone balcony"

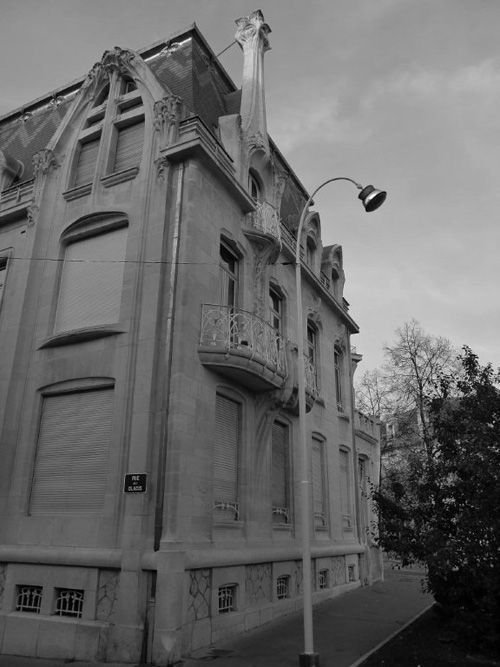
[198,304,287,391]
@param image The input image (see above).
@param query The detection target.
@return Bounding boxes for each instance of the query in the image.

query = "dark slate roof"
[0,27,238,183]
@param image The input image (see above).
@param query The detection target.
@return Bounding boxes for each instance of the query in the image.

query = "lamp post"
[295,177,386,667]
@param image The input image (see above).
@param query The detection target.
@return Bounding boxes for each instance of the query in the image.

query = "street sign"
[124,473,147,493]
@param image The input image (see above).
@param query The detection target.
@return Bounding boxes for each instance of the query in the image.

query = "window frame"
[339,447,353,533]
[212,391,242,523]
[52,216,128,338]
[334,346,344,413]
[271,419,292,526]
[312,435,328,530]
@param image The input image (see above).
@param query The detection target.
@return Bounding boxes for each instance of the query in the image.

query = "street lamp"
[295,177,386,667]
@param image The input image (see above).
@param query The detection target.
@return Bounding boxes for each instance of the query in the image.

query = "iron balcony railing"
[303,353,319,399]
[249,201,281,243]
[200,304,287,376]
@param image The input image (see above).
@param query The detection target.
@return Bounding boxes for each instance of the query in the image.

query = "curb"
[347,602,435,667]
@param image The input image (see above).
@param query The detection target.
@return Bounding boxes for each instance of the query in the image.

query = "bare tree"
[355,320,459,470]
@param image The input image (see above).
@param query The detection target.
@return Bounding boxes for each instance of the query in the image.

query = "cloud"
[361,58,500,108]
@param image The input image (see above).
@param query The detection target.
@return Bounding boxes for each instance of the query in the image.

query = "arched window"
[69,75,144,194]
[55,215,128,333]
[219,241,239,308]
[306,236,316,269]
[248,170,263,202]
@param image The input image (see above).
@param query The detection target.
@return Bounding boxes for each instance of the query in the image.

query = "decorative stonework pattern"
[101,47,136,76]
[96,569,119,621]
[332,556,346,586]
[0,563,6,609]
[245,563,272,607]
[187,569,211,621]
[32,148,58,177]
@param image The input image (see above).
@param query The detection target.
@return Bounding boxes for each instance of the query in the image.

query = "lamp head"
[358,184,387,212]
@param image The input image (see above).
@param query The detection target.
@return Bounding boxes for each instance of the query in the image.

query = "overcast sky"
[1,0,499,372]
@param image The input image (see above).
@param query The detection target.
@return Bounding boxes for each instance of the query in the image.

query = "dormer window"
[67,75,144,196]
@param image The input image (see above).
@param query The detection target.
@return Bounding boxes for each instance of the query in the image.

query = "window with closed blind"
[67,75,144,196]
[271,421,291,525]
[112,121,145,173]
[213,393,241,522]
[312,436,328,529]
[29,386,114,515]
[54,222,127,333]
[73,136,100,188]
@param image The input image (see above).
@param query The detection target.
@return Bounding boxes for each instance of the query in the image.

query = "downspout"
[154,162,185,550]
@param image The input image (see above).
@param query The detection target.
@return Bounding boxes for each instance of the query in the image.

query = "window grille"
[276,575,290,600]
[218,585,236,614]
[54,588,84,618]
[16,585,43,613]
[348,565,356,582]
[318,569,329,590]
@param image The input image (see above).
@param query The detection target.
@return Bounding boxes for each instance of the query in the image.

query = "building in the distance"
[0,11,382,665]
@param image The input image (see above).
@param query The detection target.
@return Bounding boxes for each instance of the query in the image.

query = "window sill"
[101,167,139,188]
[338,411,350,422]
[273,522,293,531]
[39,325,125,348]
[62,183,92,201]
[212,521,244,530]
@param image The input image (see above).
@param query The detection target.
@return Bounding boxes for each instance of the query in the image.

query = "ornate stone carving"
[235,11,271,156]
[235,10,271,52]
[154,156,169,181]
[153,94,183,146]
[32,149,58,177]
[101,46,136,76]
[81,62,107,96]
[26,204,39,227]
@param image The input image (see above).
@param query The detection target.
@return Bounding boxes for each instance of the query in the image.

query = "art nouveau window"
[54,218,128,333]
[30,386,114,515]
[307,320,319,389]
[339,448,353,532]
[312,436,327,529]
[219,242,239,308]
[271,420,291,524]
[213,393,241,522]
[334,346,344,412]
[69,75,144,192]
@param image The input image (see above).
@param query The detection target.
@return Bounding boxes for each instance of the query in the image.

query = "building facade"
[0,11,381,664]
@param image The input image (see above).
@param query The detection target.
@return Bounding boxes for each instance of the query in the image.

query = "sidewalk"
[0,564,432,667]
[182,564,433,667]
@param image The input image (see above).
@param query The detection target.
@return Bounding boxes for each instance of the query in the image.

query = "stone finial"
[235,10,271,155]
